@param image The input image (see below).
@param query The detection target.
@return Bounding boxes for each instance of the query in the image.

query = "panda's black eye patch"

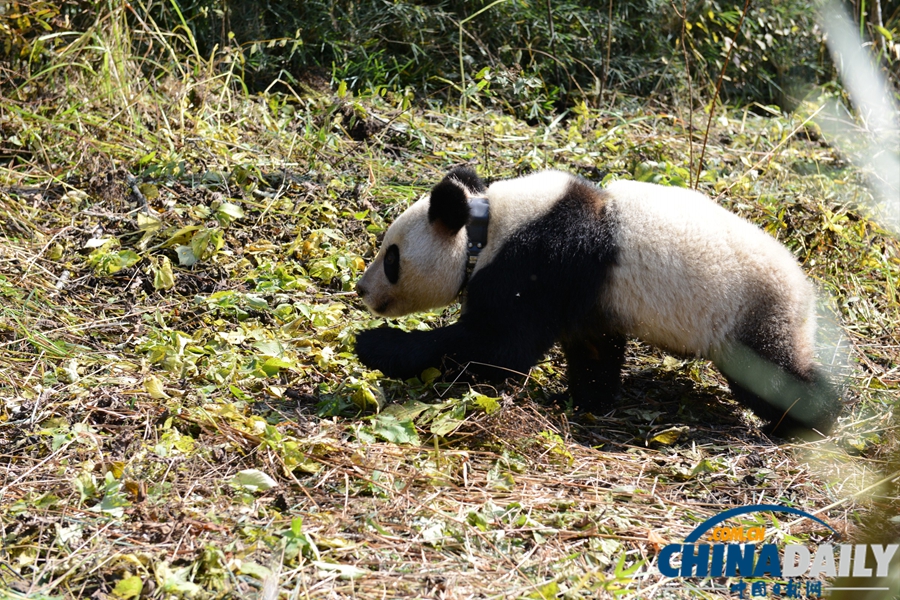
[384,244,400,284]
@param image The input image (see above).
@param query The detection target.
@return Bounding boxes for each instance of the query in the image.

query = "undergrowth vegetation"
[5,0,900,117]
[0,1,898,599]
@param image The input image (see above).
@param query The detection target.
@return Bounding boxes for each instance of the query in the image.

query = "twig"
[545,0,562,87]
[124,172,150,214]
[695,0,752,187]
[458,0,511,112]
[672,0,695,188]
[602,0,614,100]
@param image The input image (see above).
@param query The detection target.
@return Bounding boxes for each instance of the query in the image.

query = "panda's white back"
[601,179,816,360]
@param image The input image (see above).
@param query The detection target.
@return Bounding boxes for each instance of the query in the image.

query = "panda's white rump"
[601,179,816,368]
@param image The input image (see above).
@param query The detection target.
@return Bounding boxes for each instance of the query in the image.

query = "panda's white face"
[356,196,468,317]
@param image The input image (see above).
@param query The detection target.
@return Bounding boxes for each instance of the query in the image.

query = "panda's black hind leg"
[561,333,626,414]
[723,367,840,440]
[713,328,841,440]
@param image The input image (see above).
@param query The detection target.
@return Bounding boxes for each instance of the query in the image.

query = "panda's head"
[356,167,486,317]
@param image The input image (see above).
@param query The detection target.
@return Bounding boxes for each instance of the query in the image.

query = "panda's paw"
[355,326,423,379]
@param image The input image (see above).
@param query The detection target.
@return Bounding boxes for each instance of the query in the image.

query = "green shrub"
[141,0,677,115]
[5,0,897,116]
[146,0,847,113]
[683,1,832,110]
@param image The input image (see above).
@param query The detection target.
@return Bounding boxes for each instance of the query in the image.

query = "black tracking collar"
[461,196,490,294]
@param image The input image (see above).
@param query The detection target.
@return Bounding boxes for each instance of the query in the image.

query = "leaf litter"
[0,73,898,600]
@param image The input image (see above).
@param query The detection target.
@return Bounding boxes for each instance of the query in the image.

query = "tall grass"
[1,0,260,183]
[6,1,898,133]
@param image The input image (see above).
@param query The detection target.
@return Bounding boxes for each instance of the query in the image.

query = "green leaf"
[313,561,368,579]
[138,183,159,200]
[136,212,162,233]
[73,471,97,503]
[371,414,419,445]
[47,242,64,260]
[418,518,446,545]
[190,228,224,261]
[466,510,490,531]
[144,375,169,399]
[245,294,269,311]
[52,430,73,451]
[381,399,430,421]
[291,516,304,537]
[175,245,197,267]
[308,258,338,283]
[614,553,644,577]
[261,356,294,376]
[280,516,319,560]
[158,562,202,596]
[487,463,515,490]
[420,367,442,385]
[34,493,60,509]
[351,382,383,412]
[112,574,143,599]
[473,394,500,414]
[528,581,559,599]
[93,489,130,517]
[229,385,251,401]
[237,560,271,580]
[661,355,683,370]
[216,201,244,226]
[231,469,278,492]
[254,339,285,357]
[90,249,141,275]
[691,458,720,475]
[230,469,279,492]
[430,402,466,437]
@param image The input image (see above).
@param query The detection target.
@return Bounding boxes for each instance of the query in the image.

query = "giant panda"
[355,167,842,438]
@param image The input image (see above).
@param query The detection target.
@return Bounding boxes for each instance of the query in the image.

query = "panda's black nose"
[356,280,368,298]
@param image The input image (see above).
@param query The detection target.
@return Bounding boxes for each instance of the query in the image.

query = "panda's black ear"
[446,166,486,194]
[428,176,471,235]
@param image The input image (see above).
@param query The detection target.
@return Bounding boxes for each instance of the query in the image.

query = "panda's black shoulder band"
[462,196,490,293]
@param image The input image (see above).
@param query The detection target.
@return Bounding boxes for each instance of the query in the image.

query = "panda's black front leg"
[355,325,461,380]
[356,316,558,382]
[561,333,626,413]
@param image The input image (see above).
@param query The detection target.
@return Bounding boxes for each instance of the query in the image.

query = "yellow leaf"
[152,256,175,290]
[144,376,169,399]
[649,426,689,445]
[159,225,200,248]
[108,461,125,478]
